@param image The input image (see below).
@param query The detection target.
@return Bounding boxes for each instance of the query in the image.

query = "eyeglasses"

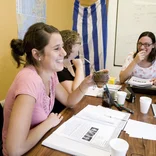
[137,42,153,48]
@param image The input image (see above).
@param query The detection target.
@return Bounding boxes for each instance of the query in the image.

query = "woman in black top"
[53,30,84,113]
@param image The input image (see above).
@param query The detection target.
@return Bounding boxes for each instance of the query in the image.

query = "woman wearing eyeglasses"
[119,31,156,85]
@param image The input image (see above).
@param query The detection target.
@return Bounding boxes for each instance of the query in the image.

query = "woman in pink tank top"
[2,22,109,156]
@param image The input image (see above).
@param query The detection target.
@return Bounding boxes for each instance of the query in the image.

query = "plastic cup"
[109,138,129,156]
[116,91,127,105]
[110,90,117,100]
[140,96,152,114]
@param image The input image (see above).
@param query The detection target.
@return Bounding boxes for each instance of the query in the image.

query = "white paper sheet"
[85,86,103,97]
[85,85,122,97]
[124,119,156,140]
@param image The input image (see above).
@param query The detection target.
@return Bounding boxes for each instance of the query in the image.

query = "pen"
[113,101,123,111]
[119,105,134,114]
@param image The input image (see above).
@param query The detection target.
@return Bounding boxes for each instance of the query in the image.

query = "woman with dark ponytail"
[2,22,98,156]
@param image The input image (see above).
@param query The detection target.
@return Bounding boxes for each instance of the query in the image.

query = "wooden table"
[25,88,156,156]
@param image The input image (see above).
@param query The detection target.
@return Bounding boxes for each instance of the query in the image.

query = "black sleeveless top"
[52,66,75,113]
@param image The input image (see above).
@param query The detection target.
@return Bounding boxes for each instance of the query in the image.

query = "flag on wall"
[72,0,107,76]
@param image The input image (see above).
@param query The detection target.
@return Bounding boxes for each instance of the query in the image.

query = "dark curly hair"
[60,30,80,58]
[10,22,60,68]
[133,31,156,62]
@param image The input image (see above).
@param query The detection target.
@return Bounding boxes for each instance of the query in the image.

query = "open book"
[42,105,130,156]
[127,76,153,87]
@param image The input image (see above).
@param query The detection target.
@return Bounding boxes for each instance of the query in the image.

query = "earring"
[38,57,41,61]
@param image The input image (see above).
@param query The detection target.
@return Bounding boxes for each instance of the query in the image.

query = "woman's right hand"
[47,113,63,128]
[72,59,83,68]
[134,50,146,63]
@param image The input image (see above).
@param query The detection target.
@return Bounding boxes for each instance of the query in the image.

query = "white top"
[121,52,156,79]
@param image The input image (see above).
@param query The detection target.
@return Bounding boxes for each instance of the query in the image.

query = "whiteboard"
[114,0,156,66]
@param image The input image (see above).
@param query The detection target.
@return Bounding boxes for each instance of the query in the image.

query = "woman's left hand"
[81,74,95,88]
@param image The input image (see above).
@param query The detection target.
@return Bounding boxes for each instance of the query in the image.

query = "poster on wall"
[16,0,46,39]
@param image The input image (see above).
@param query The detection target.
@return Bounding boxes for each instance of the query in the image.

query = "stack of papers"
[106,84,122,90]
[128,76,153,87]
[85,84,122,97]
[85,86,103,97]
[124,119,156,140]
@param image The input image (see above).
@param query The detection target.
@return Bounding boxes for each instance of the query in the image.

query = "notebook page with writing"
[128,76,153,87]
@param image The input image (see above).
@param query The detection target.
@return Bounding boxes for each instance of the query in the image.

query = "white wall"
[106,0,156,81]
[106,0,121,80]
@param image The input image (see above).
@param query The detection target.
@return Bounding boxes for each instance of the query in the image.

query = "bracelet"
[79,85,84,94]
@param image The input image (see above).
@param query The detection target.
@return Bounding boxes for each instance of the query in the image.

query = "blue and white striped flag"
[72,0,107,76]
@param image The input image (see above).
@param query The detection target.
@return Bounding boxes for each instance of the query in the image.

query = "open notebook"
[127,77,156,95]
[42,105,130,156]
[127,76,153,87]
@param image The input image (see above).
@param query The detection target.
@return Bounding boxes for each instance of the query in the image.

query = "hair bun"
[10,39,24,56]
